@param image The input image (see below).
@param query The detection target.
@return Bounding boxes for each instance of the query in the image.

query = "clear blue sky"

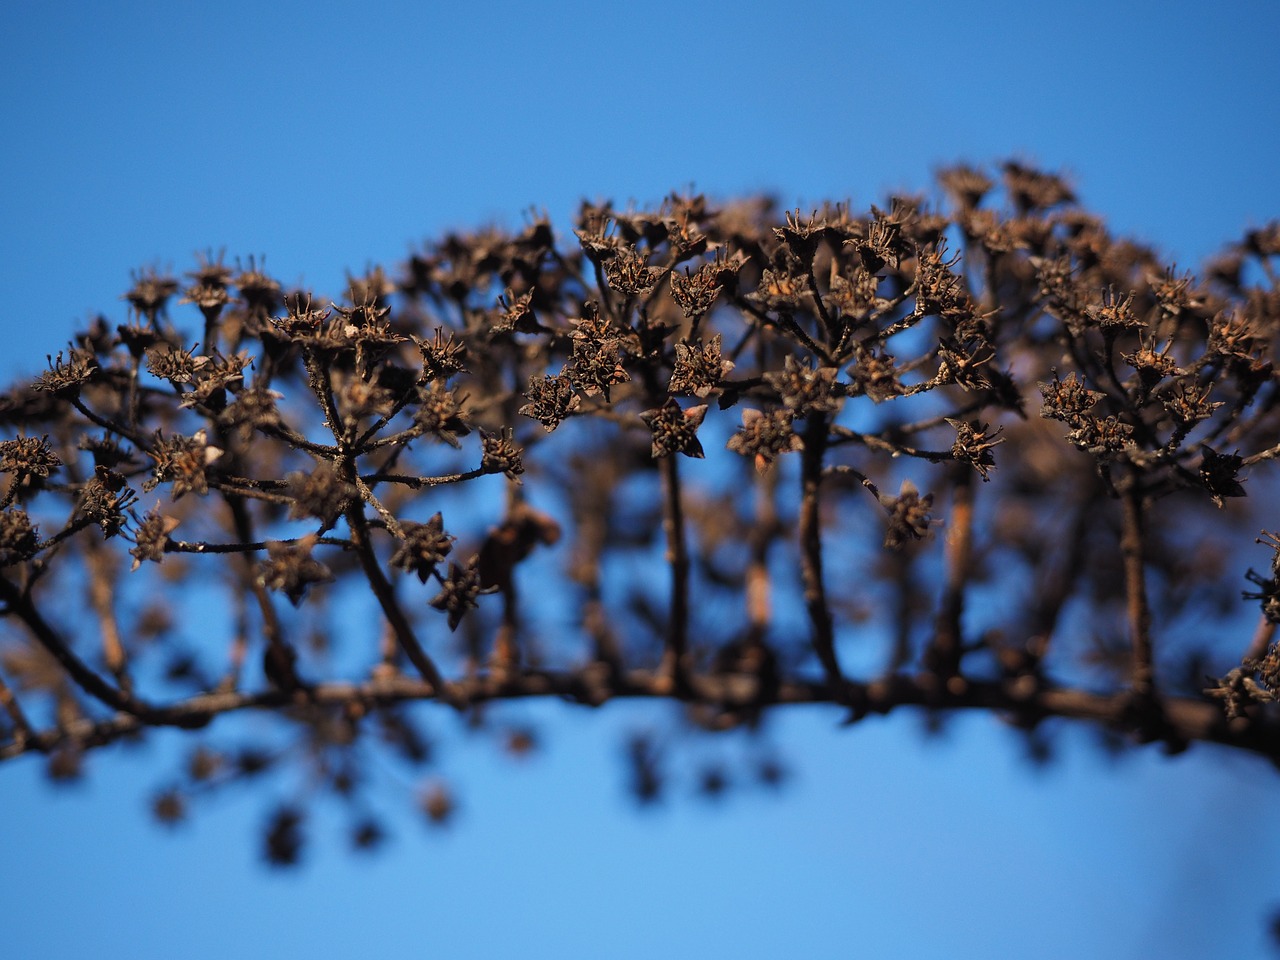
[2,2,1279,958]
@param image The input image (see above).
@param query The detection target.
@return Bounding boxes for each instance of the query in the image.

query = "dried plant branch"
[2,164,1280,853]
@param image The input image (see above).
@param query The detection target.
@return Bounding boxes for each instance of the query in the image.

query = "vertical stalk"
[800,413,842,687]
[83,539,130,693]
[929,468,973,680]
[659,452,689,686]
[0,672,34,746]
[1245,614,1277,663]
[1119,479,1154,697]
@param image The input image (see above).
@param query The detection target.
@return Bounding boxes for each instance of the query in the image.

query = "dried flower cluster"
[2,163,1280,861]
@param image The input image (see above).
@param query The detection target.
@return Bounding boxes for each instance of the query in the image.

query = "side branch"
[0,575,151,719]
[344,502,449,696]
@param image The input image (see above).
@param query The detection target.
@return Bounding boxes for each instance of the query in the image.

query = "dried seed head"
[390,513,455,583]
[0,435,62,491]
[669,335,733,398]
[669,264,722,319]
[519,374,581,431]
[143,430,223,500]
[0,508,39,566]
[480,428,524,480]
[879,480,935,549]
[603,247,661,296]
[1198,448,1246,508]
[33,347,98,398]
[946,419,1004,481]
[566,337,630,401]
[80,465,138,538]
[639,399,708,459]
[1162,380,1220,427]
[726,408,802,473]
[430,557,483,630]
[413,382,470,448]
[260,538,332,607]
[129,508,181,571]
[1065,415,1133,459]
[848,346,903,403]
[286,463,356,527]
[1086,288,1143,335]
[1038,371,1101,426]
[764,356,841,417]
[123,269,179,321]
[146,344,207,385]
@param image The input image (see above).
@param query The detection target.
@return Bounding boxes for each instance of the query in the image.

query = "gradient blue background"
[2,2,1279,958]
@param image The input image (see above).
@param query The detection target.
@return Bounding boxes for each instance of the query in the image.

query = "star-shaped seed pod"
[639,399,708,459]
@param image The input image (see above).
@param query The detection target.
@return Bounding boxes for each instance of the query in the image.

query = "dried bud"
[419,781,454,825]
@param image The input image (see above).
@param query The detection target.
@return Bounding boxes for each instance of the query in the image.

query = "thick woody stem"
[5,671,1277,766]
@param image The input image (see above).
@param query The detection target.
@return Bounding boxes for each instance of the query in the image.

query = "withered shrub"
[2,162,1280,858]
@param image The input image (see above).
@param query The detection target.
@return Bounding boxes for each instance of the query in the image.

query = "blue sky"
[2,2,1279,958]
